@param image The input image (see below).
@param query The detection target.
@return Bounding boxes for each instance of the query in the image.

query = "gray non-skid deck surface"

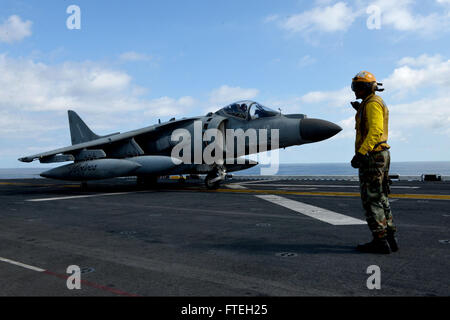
[0,178,449,296]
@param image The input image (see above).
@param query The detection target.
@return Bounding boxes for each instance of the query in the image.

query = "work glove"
[351,152,369,168]
[350,101,360,111]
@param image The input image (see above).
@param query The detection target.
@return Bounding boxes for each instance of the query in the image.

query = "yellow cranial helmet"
[352,71,377,83]
[352,71,383,92]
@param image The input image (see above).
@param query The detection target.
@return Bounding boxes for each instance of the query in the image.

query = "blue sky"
[1,0,450,168]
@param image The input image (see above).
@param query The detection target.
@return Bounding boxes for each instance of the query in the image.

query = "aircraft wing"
[19,116,199,163]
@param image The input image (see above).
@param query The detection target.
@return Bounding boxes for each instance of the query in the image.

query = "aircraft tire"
[205,172,221,190]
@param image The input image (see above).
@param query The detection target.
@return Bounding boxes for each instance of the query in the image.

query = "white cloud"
[336,116,355,139]
[0,54,262,142]
[143,96,196,117]
[0,53,202,143]
[383,95,450,143]
[297,54,450,140]
[0,110,63,135]
[390,96,450,134]
[300,87,353,107]
[236,53,450,142]
[0,54,202,165]
[0,54,139,112]
[0,15,32,43]
[119,51,152,62]
[397,54,444,67]
[209,85,259,106]
[337,114,408,143]
[384,54,450,95]
[0,54,188,116]
[270,0,450,39]
[369,0,449,34]
[281,2,357,34]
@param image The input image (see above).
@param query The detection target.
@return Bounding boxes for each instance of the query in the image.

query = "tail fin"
[68,110,100,145]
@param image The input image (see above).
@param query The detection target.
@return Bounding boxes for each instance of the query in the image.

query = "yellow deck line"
[2,181,450,200]
[388,193,450,200]
[211,188,450,200]
[0,182,79,188]
[0,182,52,187]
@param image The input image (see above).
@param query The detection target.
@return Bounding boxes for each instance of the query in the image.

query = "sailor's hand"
[351,152,368,168]
[350,101,360,110]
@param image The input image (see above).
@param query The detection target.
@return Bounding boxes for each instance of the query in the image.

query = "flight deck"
[0,177,449,296]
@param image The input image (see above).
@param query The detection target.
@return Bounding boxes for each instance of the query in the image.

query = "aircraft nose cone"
[300,118,342,142]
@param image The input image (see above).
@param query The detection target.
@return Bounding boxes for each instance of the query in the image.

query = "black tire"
[205,172,221,190]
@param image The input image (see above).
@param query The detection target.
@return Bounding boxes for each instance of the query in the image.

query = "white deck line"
[26,191,136,202]
[256,194,366,226]
[0,257,46,272]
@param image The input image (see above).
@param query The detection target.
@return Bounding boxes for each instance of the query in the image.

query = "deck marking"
[255,194,366,225]
[238,182,419,189]
[237,179,284,184]
[0,256,139,296]
[224,184,248,189]
[12,182,450,201]
[208,188,450,201]
[26,191,136,202]
[0,257,45,272]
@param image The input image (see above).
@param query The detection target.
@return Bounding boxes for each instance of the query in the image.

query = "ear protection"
[374,82,384,92]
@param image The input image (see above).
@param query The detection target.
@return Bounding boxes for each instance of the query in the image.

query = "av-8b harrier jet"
[19,101,341,189]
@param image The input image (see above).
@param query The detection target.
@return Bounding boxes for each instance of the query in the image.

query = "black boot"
[386,231,399,252]
[356,237,391,254]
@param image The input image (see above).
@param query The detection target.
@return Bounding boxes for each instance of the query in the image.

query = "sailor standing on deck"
[350,71,398,254]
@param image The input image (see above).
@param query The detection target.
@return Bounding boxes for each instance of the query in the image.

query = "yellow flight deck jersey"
[355,93,390,155]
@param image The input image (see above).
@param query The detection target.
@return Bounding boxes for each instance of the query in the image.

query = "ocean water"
[0,168,46,179]
[1,161,450,179]
[235,161,450,176]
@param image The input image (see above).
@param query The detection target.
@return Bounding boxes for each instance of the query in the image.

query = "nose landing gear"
[204,165,226,190]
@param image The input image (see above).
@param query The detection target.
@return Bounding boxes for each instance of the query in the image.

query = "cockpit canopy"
[218,100,279,120]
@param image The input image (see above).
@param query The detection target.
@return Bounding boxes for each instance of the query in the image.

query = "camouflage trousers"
[358,150,397,238]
